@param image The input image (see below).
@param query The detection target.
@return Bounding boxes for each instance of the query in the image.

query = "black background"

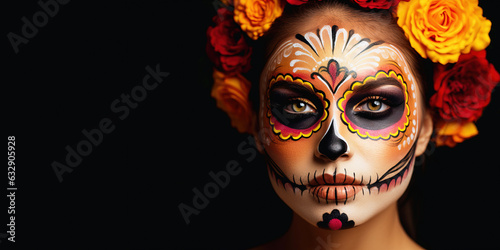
[4,0,500,249]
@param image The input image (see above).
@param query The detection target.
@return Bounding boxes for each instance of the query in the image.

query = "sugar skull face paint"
[258,25,422,230]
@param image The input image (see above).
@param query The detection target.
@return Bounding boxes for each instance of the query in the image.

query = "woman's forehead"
[261,24,414,91]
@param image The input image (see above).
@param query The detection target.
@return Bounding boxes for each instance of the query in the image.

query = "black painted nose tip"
[318,122,348,161]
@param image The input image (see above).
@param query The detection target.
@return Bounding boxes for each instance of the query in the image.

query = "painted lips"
[308,173,363,201]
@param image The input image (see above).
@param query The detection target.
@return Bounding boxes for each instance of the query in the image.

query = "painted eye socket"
[285,98,317,114]
[269,84,325,130]
[338,71,411,140]
[266,74,330,141]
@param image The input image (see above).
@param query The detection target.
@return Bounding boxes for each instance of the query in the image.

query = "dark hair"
[247,0,433,243]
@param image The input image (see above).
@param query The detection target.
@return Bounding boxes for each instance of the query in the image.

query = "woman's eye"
[268,83,325,130]
[344,85,406,130]
[353,97,391,117]
[285,99,317,114]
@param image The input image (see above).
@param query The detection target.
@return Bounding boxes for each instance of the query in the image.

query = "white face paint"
[258,25,421,230]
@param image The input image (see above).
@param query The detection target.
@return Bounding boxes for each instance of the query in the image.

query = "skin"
[253,11,433,250]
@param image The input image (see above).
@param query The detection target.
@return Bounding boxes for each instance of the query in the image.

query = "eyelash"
[284,98,317,114]
[353,96,392,117]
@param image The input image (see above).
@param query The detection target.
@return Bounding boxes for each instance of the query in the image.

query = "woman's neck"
[272,203,422,250]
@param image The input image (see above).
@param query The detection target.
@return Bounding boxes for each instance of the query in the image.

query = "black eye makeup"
[344,78,406,130]
[269,82,325,130]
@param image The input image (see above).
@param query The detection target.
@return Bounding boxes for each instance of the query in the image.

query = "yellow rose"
[233,0,284,40]
[211,69,254,133]
[397,0,491,65]
[434,121,478,147]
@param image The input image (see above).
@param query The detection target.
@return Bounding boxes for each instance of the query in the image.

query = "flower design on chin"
[317,209,355,230]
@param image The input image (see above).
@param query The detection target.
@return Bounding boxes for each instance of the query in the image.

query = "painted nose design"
[318,121,348,161]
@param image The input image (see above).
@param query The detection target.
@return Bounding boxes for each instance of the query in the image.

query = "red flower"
[430,50,500,122]
[206,8,252,74]
[352,0,407,9]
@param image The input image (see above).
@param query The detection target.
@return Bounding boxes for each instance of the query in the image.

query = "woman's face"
[257,24,424,230]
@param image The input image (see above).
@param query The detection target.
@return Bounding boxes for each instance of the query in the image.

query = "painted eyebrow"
[269,80,325,107]
[353,77,403,95]
[270,81,318,98]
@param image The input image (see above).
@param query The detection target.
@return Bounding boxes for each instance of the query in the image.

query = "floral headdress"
[206,0,499,147]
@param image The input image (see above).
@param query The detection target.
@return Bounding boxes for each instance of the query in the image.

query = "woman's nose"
[317,121,349,161]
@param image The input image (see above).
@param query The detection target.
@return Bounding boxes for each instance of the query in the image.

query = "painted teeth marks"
[265,151,307,194]
[264,143,416,204]
[367,158,413,194]
[310,186,358,205]
[366,143,416,194]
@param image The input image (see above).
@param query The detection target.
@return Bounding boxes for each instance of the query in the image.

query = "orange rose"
[434,121,478,147]
[211,69,254,133]
[397,0,491,65]
[233,0,284,40]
